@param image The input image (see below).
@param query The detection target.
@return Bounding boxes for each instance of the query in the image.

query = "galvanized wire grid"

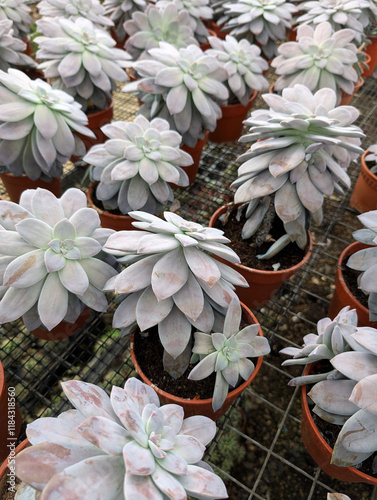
[1,74,377,500]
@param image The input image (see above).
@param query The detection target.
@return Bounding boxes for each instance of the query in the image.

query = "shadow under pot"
[209,203,313,310]
[130,302,264,421]
[328,242,377,328]
[301,363,377,485]
[0,362,22,463]
[349,151,377,213]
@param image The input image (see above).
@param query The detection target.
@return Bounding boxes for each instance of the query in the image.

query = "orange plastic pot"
[328,242,377,328]
[209,204,313,309]
[350,151,377,213]
[208,91,258,143]
[178,131,209,185]
[339,77,364,105]
[0,363,22,463]
[362,53,372,77]
[28,307,91,341]
[130,303,264,420]
[301,364,377,484]
[0,172,61,203]
[204,21,229,40]
[364,37,377,77]
[199,28,217,51]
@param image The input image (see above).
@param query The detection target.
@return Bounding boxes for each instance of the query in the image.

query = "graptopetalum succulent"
[189,298,270,411]
[0,0,32,39]
[103,0,147,45]
[229,84,364,259]
[346,210,377,322]
[123,42,229,147]
[0,19,36,72]
[0,68,94,180]
[271,22,359,102]
[103,210,248,375]
[14,377,228,499]
[0,188,117,331]
[83,115,193,215]
[37,0,114,29]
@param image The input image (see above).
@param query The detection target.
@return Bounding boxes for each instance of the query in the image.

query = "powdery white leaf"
[151,247,189,301]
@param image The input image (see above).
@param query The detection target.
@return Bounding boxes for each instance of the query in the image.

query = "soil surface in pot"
[341,255,369,309]
[214,207,306,271]
[308,361,377,477]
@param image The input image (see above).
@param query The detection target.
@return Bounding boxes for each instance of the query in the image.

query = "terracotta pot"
[204,21,229,40]
[301,364,377,484]
[288,26,297,41]
[130,303,264,420]
[362,53,372,77]
[0,172,61,203]
[86,183,138,231]
[339,77,364,106]
[0,440,29,499]
[0,363,22,463]
[328,242,377,328]
[177,131,209,185]
[208,91,258,143]
[209,204,313,309]
[28,307,91,341]
[349,151,377,213]
[199,28,217,51]
[364,36,377,77]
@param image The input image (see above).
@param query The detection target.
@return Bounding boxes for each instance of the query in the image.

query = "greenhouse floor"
[1,74,377,500]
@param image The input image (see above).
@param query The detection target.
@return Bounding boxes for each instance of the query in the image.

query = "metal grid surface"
[1,74,377,500]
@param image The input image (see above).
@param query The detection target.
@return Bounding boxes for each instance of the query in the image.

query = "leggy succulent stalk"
[104,0,147,45]
[38,0,114,28]
[104,211,248,375]
[83,116,193,214]
[14,377,228,499]
[230,84,364,258]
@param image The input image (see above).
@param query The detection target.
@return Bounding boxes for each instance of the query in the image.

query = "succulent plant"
[207,35,269,106]
[346,210,377,321]
[103,0,147,45]
[0,188,117,331]
[103,210,248,374]
[364,143,377,174]
[189,298,270,411]
[230,84,364,257]
[124,3,198,61]
[217,0,297,59]
[271,22,359,101]
[38,0,114,29]
[83,116,193,215]
[123,42,229,147]
[0,68,94,181]
[0,19,36,71]
[151,0,213,44]
[15,377,228,499]
[36,17,132,111]
[0,0,32,39]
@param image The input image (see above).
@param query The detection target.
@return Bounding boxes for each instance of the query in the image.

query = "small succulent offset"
[124,42,229,147]
[346,210,377,322]
[124,3,198,61]
[0,68,94,181]
[207,35,269,106]
[0,188,117,331]
[364,144,377,174]
[83,116,193,215]
[231,85,364,257]
[189,298,270,411]
[0,19,35,72]
[0,0,32,39]
[103,0,147,45]
[38,0,114,29]
[271,23,359,101]
[104,211,248,374]
[218,0,297,59]
[36,17,132,111]
[15,377,228,499]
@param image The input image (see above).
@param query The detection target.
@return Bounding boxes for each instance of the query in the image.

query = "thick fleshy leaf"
[350,373,377,415]
[38,271,68,330]
[114,254,160,293]
[178,464,228,498]
[183,246,221,287]
[59,260,89,296]
[352,328,377,355]
[26,417,90,447]
[112,291,141,328]
[157,450,188,476]
[123,433,152,469]
[335,409,377,454]
[31,189,65,227]
[0,200,32,230]
[136,285,174,331]
[3,249,46,288]
[173,270,204,321]
[188,352,217,381]
[124,473,163,500]
[151,247,189,301]
[80,258,117,290]
[151,463,187,499]
[308,380,358,415]
[79,283,108,312]
[70,208,101,236]
[158,306,192,358]
[179,415,216,446]
[0,279,44,323]
[331,352,377,382]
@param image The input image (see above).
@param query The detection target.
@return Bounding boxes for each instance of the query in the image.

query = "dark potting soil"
[90,185,124,217]
[340,254,369,310]
[214,206,306,271]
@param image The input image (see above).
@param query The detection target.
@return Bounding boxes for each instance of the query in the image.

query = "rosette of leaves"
[0,19,36,71]
[14,377,228,499]
[123,42,229,147]
[364,143,377,174]
[188,298,270,411]
[38,0,114,29]
[231,84,364,257]
[0,188,117,331]
[218,0,297,59]
[103,0,147,45]
[0,0,32,39]
[271,22,359,100]
[124,3,198,61]
[295,0,372,44]
[346,210,377,321]
[207,35,269,105]
[151,0,213,44]
[83,115,193,214]
[36,17,132,111]
[0,68,95,181]
[103,210,248,374]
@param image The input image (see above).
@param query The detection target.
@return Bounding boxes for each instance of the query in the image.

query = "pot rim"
[361,150,377,179]
[0,439,29,480]
[86,182,131,220]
